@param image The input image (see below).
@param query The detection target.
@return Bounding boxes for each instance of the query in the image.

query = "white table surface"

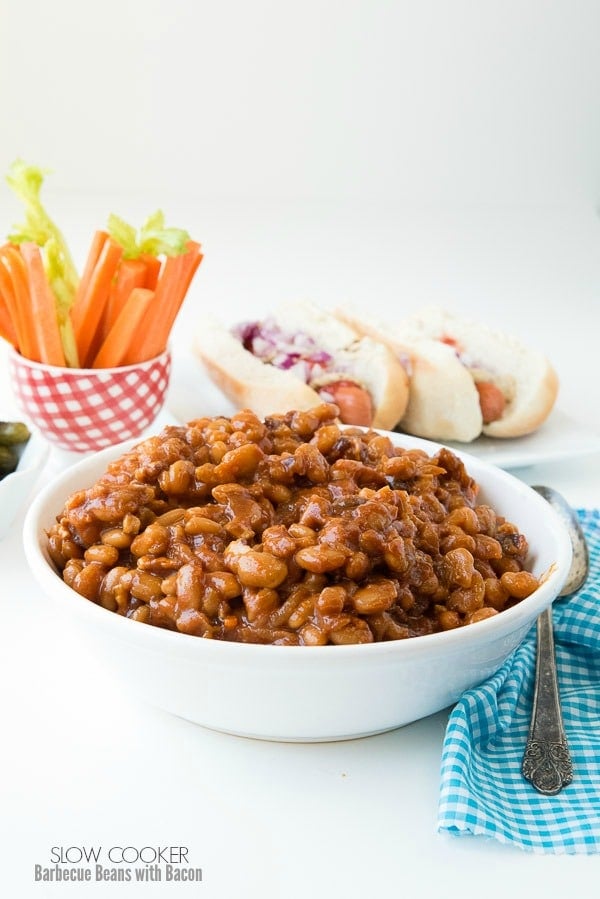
[1,198,600,897]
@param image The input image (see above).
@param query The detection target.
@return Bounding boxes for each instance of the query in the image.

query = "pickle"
[0,421,30,480]
[0,421,31,446]
[0,444,19,477]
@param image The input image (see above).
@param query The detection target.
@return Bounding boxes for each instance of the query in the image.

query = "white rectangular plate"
[439,409,600,470]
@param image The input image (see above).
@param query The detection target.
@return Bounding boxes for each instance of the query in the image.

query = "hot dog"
[192,301,410,429]
[337,306,559,442]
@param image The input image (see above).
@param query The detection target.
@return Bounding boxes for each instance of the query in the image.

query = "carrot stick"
[0,258,21,352]
[133,242,203,362]
[93,287,155,368]
[123,256,180,362]
[19,242,66,367]
[0,287,18,347]
[70,237,123,367]
[71,230,108,320]
[0,246,41,360]
[175,242,203,304]
[140,253,162,290]
[155,241,203,344]
[103,257,147,337]
[150,241,202,355]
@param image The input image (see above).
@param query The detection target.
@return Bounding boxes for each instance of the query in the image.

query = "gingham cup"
[9,348,171,453]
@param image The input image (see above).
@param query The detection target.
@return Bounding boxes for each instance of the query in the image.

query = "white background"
[2,2,600,897]
[3,0,600,206]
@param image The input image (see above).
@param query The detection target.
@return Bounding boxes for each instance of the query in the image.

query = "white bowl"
[23,431,572,742]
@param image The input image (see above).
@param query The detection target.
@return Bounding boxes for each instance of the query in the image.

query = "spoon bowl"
[532,485,589,596]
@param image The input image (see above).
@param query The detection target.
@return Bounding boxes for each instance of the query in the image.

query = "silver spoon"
[521,485,589,795]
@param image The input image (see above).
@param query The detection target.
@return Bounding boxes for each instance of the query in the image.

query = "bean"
[484,577,509,610]
[438,609,461,630]
[311,424,342,454]
[161,573,178,595]
[130,571,164,603]
[447,506,479,535]
[236,551,288,588]
[383,538,408,574]
[130,524,169,557]
[447,571,485,614]
[218,442,265,477]
[243,588,280,622]
[352,579,397,614]
[344,552,370,581]
[397,585,415,611]
[122,513,141,535]
[441,529,477,554]
[316,586,346,617]
[101,528,132,549]
[474,534,503,560]
[159,460,195,494]
[261,482,292,504]
[130,605,151,623]
[467,607,498,624]
[206,571,243,600]
[175,563,203,609]
[500,571,540,599]
[73,562,105,602]
[63,558,84,590]
[293,443,329,483]
[359,529,386,555]
[287,524,318,548]
[184,515,223,536]
[177,609,214,637]
[84,544,120,567]
[288,597,315,629]
[298,623,329,645]
[493,557,521,576]
[294,545,346,574]
[261,525,297,558]
[444,547,475,588]
[329,618,374,645]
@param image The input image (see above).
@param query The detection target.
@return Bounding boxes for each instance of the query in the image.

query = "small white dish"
[0,430,49,540]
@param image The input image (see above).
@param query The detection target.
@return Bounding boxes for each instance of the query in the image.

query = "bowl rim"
[22,427,573,660]
[8,344,171,376]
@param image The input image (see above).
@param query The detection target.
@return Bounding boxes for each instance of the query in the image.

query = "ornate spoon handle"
[522,607,573,795]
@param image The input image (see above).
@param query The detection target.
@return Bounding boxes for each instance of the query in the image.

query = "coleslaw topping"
[233,319,334,384]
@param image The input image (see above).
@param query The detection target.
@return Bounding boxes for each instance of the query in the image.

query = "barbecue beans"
[46,404,540,645]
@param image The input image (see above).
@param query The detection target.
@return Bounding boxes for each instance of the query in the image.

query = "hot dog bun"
[193,302,410,430]
[194,320,321,415]
[338,306,559,441]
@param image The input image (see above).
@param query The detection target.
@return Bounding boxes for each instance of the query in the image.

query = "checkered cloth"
[438,508,600,855]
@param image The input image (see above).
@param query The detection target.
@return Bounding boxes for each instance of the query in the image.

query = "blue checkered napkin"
[438,509,600,855]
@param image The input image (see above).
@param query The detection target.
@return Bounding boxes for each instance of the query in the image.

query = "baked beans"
[46,404,540,645]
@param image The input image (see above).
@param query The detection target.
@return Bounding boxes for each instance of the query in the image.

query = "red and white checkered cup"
[9,348,172,453]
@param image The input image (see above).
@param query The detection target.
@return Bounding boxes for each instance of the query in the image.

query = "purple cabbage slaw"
[233,319,334,384]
